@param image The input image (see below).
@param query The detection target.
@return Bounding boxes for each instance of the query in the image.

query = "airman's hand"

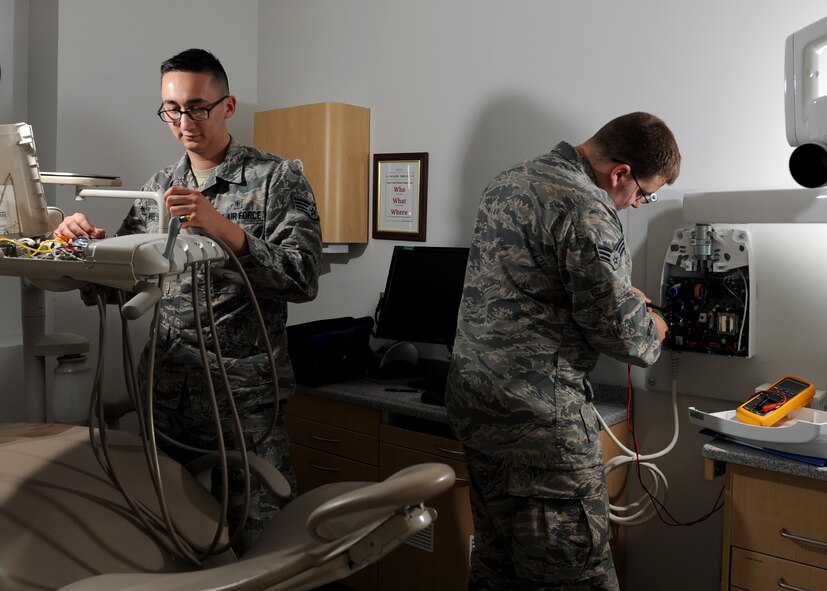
[53,213,107,241]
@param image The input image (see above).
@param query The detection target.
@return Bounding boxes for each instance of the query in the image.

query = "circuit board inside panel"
[662,268,749,356]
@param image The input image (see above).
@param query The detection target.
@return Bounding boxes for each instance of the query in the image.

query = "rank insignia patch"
[293,194,320,222]
[597,237,625,270]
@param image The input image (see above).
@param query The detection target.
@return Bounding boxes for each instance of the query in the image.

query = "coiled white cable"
[595,352,680,526]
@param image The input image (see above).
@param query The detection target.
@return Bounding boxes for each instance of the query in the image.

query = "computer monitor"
[375,245,469,348]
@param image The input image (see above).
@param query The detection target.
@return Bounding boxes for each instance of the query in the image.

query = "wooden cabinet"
[719,463,827,590]
[283,394,380,591]
[285,393,630,590]
[254,102,370,246]
[377,424,474,591]
[284,394,380,492]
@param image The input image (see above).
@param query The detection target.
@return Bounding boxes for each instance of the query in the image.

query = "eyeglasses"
[157,95,229,123]
[612,158,658,204]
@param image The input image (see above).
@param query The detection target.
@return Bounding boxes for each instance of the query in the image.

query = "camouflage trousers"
[138,340,298,556]
[465,448,619,591]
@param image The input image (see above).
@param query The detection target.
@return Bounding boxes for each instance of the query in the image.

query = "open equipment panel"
[660,224,753,358]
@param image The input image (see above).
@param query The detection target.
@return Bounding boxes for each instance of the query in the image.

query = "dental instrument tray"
[688,403,827,459]
[735,375,815,427]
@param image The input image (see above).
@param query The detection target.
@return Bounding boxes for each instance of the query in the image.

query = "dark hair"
[590,112,681,184]
[160,48,230,95]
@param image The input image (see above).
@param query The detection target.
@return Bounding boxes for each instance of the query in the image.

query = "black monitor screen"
[375,245,469,346]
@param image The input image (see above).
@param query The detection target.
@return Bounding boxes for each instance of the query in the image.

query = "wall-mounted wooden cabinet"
[254,102,369,246]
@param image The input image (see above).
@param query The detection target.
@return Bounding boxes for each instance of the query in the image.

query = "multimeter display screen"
[775,378,808,394]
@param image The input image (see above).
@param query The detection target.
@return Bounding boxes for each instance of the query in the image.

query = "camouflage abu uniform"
[120,139,322,554]
[445,142,661,590]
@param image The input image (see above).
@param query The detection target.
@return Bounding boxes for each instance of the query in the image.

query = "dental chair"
[0,423,455,591]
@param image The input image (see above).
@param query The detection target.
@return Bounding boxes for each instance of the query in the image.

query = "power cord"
[596,352,724,526]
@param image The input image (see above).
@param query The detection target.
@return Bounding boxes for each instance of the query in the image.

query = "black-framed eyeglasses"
[157,95,229,123]
[612,158,658,204]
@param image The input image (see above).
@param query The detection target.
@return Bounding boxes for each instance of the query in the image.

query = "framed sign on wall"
[372,152,428,241]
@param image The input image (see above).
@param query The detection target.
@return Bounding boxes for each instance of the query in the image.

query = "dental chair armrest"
[186,451,291,499]
[306,462,455,543]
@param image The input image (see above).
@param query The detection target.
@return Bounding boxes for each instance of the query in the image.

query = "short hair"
[160,48,230,95]
[590,112,681,184]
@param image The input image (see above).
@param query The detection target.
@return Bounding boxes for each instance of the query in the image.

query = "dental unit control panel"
[0,122,226,310]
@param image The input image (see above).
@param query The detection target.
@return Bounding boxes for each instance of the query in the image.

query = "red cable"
[624,364,725,527]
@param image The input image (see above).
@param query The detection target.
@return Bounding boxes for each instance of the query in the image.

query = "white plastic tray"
[688,406,827,459]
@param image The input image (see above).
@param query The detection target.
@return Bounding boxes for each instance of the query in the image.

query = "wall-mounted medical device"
[785,15,827,187]
[660,223,754,358]
[644,192,827,403]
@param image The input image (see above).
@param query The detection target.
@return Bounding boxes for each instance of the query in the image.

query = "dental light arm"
[38,171,169,234]
[785,15,827,187]
[76,188,169,233]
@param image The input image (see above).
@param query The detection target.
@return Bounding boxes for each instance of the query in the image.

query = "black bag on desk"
[287,316,375,386]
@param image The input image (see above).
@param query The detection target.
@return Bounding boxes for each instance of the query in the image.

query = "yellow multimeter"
[735,376,816,427]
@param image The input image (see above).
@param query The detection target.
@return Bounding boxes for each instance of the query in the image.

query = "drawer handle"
[311,434,340,444]
[454,477,470,484]
[433,445,465,457]
[310,463,341,472]
[780,528,827,550]
[778,577,810,591]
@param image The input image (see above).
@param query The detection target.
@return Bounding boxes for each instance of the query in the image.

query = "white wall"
[7,1,827,589]
[0,0,21,338]
[0,0,28,125]
[0,0,30,418]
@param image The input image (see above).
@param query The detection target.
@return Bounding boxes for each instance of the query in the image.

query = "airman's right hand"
[650,309,669,342]
[53,213,107,241]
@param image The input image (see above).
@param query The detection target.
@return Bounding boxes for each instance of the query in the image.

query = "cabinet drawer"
[285,393,380,435]
[730,465,827,569]
[731,547,827,591]
[380,424,466,464]
[290,444,378,493]
[286,415,378,465]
